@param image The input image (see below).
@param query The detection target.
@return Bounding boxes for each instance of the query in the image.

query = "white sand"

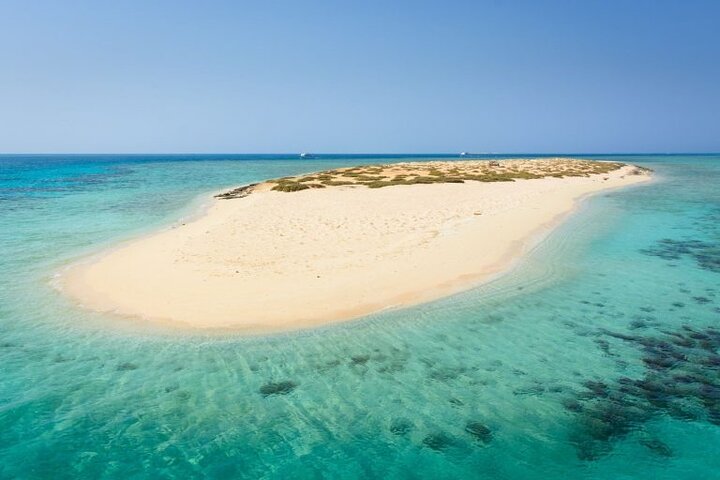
[61,164,650,332]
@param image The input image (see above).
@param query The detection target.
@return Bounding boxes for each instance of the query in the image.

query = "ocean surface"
[1,153,719,479]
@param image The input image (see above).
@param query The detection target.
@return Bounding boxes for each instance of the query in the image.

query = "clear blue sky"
[1,0,718,153]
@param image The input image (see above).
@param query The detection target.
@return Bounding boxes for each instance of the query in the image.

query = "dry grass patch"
[217,158,646,198]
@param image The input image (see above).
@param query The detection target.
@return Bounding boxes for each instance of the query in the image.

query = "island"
[61,159,652,331]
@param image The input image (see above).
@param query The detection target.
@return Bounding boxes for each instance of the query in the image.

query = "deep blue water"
[1,154,719,479]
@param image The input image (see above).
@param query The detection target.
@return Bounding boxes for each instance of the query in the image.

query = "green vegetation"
[217,159,645,197]
[271,182,311,192]
[365,175,466,188]
[321,180,355,186]
[353,175,385,181]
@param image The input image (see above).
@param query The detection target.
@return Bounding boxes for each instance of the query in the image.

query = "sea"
[0,154,718,479]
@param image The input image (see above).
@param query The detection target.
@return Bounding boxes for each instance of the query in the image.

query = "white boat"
[460,151,468,156]
[300,153,310,158]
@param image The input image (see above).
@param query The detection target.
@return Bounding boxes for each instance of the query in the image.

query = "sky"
[0,0,718,153]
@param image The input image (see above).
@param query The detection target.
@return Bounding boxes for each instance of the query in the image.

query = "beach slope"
[62,159,651,331]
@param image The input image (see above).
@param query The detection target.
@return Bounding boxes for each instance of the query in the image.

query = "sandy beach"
[61,160,651,331]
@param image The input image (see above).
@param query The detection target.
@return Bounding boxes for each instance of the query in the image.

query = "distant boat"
[300,153,311,158]
[460,152,468,156]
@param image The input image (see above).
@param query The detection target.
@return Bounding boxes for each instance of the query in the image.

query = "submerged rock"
[562,398,584,413]
[583,381,610,398]
[707,406,720,425]
[215,183,258,199]
[259,380,298,397]
[640,438,673,457]
[117,362,139,371]
[667,402,701,421]
[465,421,493,444]
[422,432,455,451]
[513,384,546,396]
[389,418,413,436]
[595,339,613,355]
[350,355,370,365]
[572,438,612,461]
[642,355,676,371]
[640,238,720,273]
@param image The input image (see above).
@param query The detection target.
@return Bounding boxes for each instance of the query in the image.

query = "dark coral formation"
[117,362,139,371]
[259,380,298,397]
[640,238,720,273]
[566,325,720,460]
[389,418,413,436]
[350,354,370,365]
[464,421,493,444]
[422,432,455,451]
[640,438,673,457]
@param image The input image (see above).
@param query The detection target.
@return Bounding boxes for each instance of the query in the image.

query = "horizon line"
[1,151,719,156]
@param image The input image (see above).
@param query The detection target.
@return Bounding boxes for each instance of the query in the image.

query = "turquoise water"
[1,154,719,479]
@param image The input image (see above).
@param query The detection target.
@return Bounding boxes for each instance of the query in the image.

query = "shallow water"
[1,154,719,479]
